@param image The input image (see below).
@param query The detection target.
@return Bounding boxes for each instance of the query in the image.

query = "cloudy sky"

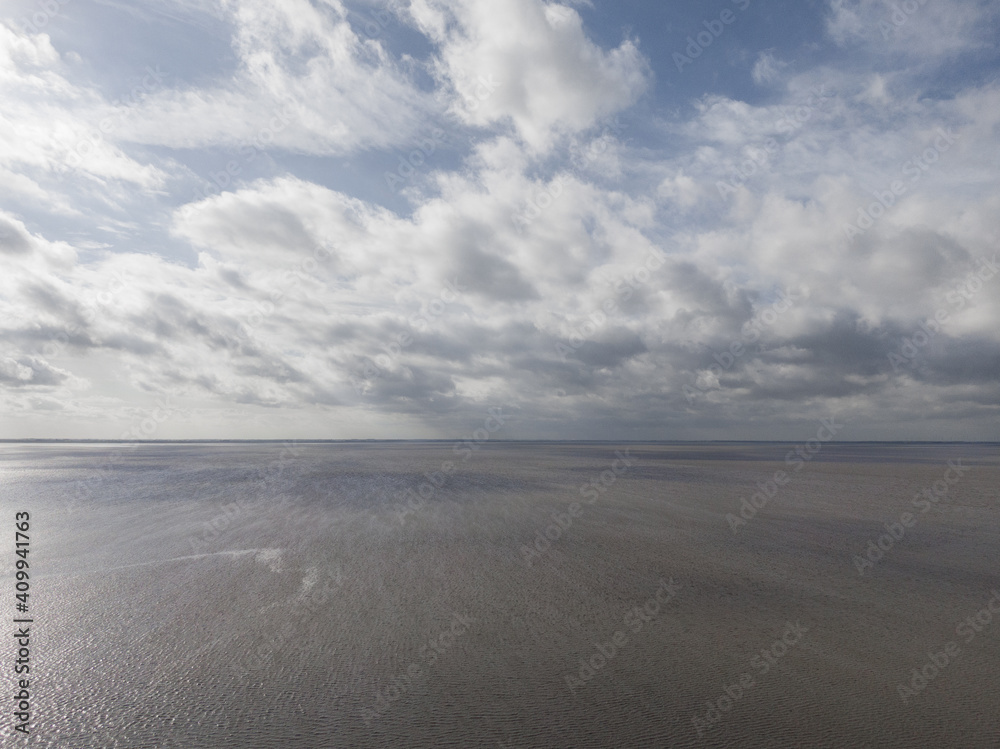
[1,0,998,440]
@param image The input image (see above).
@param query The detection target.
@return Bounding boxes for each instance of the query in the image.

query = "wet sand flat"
[1,442,998,747]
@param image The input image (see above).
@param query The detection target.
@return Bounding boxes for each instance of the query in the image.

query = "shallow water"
[2,442,998,747]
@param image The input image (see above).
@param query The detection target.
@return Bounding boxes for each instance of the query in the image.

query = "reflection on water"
[2,442,998,748]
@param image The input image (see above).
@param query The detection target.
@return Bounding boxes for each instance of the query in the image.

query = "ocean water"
[1,442,998,748]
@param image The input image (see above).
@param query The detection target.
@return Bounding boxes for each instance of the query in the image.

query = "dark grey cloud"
[449,239,538,301]
[0,218,31,255]
[0,356,69,388]
[359,366,460,413]
[573,330,648,368]
[912,338,1000,385]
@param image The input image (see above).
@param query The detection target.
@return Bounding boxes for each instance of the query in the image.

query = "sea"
[1,441,998,748]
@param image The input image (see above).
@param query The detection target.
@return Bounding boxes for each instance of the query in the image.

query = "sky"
[1,0,998,441]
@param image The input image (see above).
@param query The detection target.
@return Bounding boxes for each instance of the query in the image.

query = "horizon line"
[1,439,997,445]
